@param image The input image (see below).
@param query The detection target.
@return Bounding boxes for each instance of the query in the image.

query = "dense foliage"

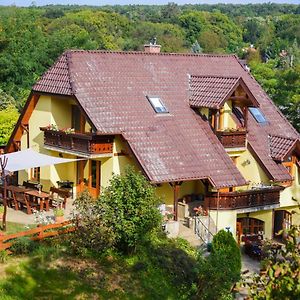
[0,3,299,146]
[73,167,162,254]
[244,226,300,299]
[197,230,241,299]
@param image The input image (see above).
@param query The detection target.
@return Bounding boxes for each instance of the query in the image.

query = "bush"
[211,229,241,282]
[0,250,8,263]
[72,190,116,256]
[99,166,163,254]
[197,230,241,299]
[10,237,37,255]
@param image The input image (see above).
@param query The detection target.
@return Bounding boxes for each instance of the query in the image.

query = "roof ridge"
[190,75,240,79]
[65,49,237,58]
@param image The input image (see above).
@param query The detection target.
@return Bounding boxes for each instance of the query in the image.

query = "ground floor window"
[31,167,40,182]
[237,217,264,235]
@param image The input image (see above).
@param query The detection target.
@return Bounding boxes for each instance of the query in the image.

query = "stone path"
[178,221,203,248]
[5,198,76,225]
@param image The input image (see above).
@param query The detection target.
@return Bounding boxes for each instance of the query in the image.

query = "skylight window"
[249,107,267,124]
[147,96,168,113]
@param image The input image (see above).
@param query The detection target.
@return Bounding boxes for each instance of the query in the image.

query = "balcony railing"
[205,186,284,210]
[216,129,247,148]
[40,127,113,155]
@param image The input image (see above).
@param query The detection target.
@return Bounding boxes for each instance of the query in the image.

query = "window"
[147,96,168,113]
[31,167,40,182]
[238,217,264,235]
[249,107,267,124]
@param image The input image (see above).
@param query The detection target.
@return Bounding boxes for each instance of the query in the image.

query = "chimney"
[144,37,161,53]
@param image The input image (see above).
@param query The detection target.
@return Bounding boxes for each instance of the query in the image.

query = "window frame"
[249,107,267,124]
[146,96,169,114]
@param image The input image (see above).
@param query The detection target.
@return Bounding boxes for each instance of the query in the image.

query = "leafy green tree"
[0,89,16,110]
[99,166,162,253]
[72,189,116,255]
[0,105,19,146]
[197,230,241,300]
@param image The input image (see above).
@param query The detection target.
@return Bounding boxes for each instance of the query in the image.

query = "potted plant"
[0,205,4,221]
[53,208,64,223]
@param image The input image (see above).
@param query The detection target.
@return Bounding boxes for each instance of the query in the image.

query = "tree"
[0,106,19,146]
[99,166,162,253]
[197,230,241,299]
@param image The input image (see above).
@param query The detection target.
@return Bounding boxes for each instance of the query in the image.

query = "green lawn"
[1,222,36,235]
[0,236,198,300]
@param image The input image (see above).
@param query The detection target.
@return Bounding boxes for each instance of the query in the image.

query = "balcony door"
[72,105,85,133]
[76,160,101,198]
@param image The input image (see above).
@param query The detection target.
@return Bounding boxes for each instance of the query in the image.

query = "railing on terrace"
[205,186,284,210]
[40,127,113,155]
[216,129,247,148]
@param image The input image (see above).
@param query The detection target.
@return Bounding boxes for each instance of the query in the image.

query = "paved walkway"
[5,198,76,225]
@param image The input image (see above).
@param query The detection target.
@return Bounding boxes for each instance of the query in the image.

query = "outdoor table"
[25,190,50,211]
[7,185,28,193]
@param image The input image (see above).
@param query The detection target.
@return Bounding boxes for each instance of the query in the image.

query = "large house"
[6,45,300,240]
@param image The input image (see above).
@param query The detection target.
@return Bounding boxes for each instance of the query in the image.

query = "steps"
[178,221,203,248]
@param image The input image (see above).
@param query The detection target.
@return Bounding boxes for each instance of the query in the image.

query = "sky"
[1,1,299,7]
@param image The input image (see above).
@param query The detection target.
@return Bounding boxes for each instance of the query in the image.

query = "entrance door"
[88,160,101,198]
[76,160,101,198]
[274,210,292,238]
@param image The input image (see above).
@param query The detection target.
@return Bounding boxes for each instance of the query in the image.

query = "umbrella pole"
[0,156,8,231]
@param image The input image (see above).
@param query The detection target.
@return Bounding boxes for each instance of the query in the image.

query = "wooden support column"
[242,106,248,129]
[169,181,182,221]
[21,124,29,148]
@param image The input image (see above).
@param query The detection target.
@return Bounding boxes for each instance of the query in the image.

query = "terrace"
[205,186,284,211]
[40,127,113,157]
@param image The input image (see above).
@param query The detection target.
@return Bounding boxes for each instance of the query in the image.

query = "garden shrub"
[211,229,241,282]
[10,237,37,255]
[72,190,116,255]
[98,166,163,254]
[197,230,241,300]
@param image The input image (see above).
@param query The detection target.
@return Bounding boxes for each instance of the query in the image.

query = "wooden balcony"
[216,129,247,148]
[205,186,284,210]
[40,127,113,156]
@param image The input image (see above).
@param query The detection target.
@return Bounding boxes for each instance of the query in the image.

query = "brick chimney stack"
[144,38,161,53]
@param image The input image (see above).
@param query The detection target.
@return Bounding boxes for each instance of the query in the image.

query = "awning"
[0,149,85,172]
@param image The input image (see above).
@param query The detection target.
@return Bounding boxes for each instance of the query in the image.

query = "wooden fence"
[0,220,76,251]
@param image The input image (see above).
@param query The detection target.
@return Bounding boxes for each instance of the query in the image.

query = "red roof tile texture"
[269,135,300,162]
[189,75,240,109]
[33,50,299,185]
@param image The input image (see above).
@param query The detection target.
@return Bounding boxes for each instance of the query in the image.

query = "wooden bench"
[13,191,40,215]
[49,187,71,209]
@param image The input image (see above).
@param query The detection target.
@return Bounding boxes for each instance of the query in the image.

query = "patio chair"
[13,191,40,215]
[49,187,70,209]
[1,187,19,209]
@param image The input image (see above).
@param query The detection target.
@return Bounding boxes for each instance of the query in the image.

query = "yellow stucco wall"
[18,95,80,192]
[209,210,237,236]
[280,165,300,208]
[236,149,269,186]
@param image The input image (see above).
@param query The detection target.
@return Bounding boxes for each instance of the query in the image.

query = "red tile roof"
[33,52,73,95]
[269,135,300,161]
[190,75,240,109]
[33,50,299,185]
